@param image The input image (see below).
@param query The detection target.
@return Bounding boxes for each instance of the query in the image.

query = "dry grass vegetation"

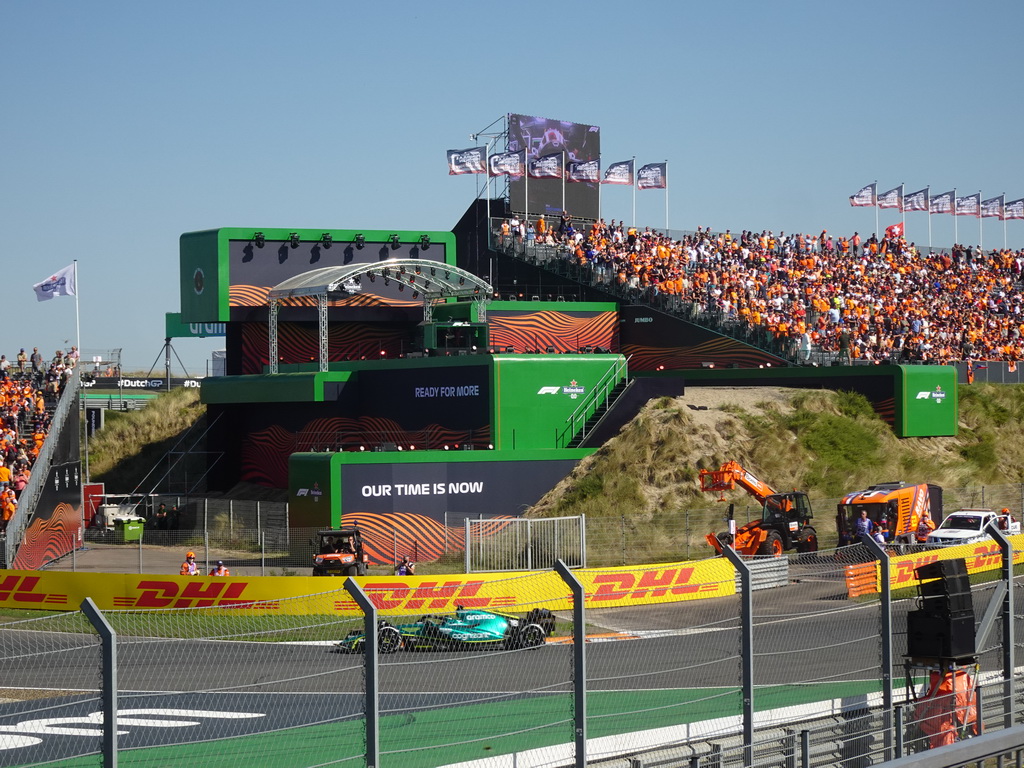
[90,384,1024,566]
[530,384,1024,563]
[87,387,205,488]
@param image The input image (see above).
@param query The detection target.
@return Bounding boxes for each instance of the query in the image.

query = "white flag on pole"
[33,264,77,301]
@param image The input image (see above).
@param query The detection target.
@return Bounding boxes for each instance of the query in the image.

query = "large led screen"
[508,113,600,221]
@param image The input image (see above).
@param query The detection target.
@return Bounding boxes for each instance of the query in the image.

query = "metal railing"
[556,355,630,448]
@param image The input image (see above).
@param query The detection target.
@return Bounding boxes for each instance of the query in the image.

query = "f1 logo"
[537,387,561,394]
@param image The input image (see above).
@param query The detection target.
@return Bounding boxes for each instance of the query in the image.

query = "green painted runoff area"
[41,681,882,768]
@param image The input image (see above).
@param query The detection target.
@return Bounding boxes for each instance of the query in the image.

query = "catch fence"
[6,536,1024,767]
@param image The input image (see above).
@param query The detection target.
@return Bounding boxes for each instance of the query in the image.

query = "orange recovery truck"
[699,461,819,557]
[836,482,943,548]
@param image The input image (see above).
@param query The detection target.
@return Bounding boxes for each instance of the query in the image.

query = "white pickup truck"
[925,509,1020,548]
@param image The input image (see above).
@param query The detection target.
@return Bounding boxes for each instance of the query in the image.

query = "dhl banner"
[0,559,735,615]
[846,535,1024,596]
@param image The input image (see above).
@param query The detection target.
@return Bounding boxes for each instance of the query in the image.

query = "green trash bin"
[114,517,145,543]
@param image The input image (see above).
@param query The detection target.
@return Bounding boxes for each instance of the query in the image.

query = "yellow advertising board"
[848,534,1024,595]
[0,558,735,615]
[893,536,1024,584]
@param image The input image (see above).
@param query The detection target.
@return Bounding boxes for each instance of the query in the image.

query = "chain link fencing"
[6,541,1024,766]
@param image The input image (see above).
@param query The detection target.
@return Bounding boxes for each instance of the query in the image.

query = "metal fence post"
[344,578,379,768]
[580,513,586,568]
[555,560,586,768]
[719,545,752,768]
[527,517,532,571]
[138,529,143,574]
[986,520,1015,730]
[464,518,471,574]
[894,705,904,758]
[863,536,893,760]
[81,597,117,767]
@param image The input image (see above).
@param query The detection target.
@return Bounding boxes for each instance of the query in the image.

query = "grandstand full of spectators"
[500,213,1024,365]
[0,345,74,532]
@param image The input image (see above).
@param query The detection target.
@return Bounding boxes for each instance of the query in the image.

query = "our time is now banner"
[0,558,735,615]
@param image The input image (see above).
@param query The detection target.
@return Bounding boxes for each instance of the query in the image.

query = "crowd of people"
[0,346,75,532]
[503,213,1024,364]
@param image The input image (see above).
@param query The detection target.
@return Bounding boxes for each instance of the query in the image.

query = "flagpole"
[928,186,932,249]
[1004,193,1008,250]
[561,150,565,218]
[900,183,905,238]
[978,190,982,251]
[524,152,529,236]
[631,156,636,228]
[664,159,669,233]
[874,179,878,240]
[598,159,603,224]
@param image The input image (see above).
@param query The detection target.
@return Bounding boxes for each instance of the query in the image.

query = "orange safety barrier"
[845,562,878,597]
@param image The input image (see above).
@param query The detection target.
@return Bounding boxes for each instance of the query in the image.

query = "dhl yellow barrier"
[0,558,736,615]
[845,533,1024,598]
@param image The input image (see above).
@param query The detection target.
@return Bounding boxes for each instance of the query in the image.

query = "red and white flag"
[885,223,905,239]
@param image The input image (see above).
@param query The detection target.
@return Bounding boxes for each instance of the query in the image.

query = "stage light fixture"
[389,234,401,249]
[289,232,300,248]
[398,284,404,292]
[430,267,436,276]
[321,233,333,248]
[412,291,419,299]
[254,231,265,248]
[415,264,422,275]
[368,272,375,283]
[419,234,430,249]
[458,277,465,286]
[355,234,366,249]
[444,270,450,279]
[399,265,406,274]
[383,277,390,286]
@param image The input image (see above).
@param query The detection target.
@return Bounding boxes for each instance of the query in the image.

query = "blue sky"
[3,0,1022,372]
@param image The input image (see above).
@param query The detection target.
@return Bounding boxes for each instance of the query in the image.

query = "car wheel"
[344,565,359,577]
[516,624,545,649]
[378,626,402,654]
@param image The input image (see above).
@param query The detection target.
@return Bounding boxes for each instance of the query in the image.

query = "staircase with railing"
[555,356,630,449]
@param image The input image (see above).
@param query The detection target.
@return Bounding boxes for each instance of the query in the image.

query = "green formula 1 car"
[336,606,557,653]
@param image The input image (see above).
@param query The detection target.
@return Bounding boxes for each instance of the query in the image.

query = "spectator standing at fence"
[153,503,168,529]
[396,556,415,576]
[16,350,26,374]
[29,348,42,376]
[180,551,199,575]
[209,560,230,576]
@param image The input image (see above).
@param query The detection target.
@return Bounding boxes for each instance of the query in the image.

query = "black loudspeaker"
[915,558,973,617]
[906,610,976,659]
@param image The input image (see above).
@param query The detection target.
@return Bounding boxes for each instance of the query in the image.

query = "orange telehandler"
[699,460,819,557]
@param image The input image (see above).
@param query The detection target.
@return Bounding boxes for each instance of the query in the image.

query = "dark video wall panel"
[508,114,600,221]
